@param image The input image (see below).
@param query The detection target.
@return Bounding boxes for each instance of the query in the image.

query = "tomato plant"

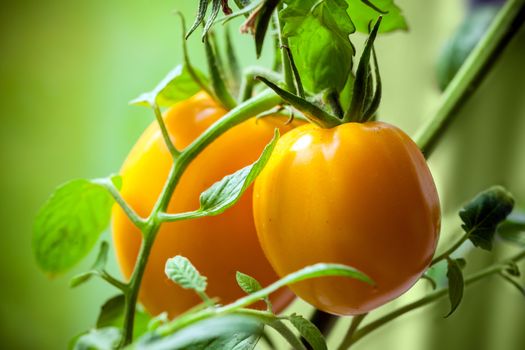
[31,0,525,349]
[113,91,296,317]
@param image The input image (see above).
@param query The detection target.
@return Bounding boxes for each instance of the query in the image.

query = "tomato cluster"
[113,92,440,317]
[112,92,295,317]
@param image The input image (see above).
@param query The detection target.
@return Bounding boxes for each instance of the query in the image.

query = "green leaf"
[236,271,263,294]
[137,315,263,350]
[196,129,280,216]
[281,0,355,93]
[255,0,281,58]
[229,263,372,310]
[505,261,521,277]
[33,177,118,275]
[203,0,222,40]
[460,186,515,251]
[73,327,121,350]
[236,271,272,309]
[187,0,212,38]
[445,258,464,318]
[289,314,327,350]
[96,294,126,329]
[148,313,169,332]
[165,255,208,292]
[497,210,525,246]
[256,77,341,127]
[69,241,110,288]
[130,64,208,108]
[94,294,150,340]
[347,0,408,33]
[345,16,381,122]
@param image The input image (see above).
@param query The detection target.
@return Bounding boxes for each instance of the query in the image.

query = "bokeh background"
[1,0,524,349]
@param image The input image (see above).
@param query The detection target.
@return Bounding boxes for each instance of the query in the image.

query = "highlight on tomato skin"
[253,121,441,316]
[112,92,298,318]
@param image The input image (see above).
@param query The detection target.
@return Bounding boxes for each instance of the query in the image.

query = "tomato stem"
[204,34,238,110]
[92,178,147,231]
[337,250,525,349]
[430,231,470,266]
[414,0,525,158]
[274,6,297,94]
[152,102,180,158]
[337,313,367,350]
[175,11,214,98]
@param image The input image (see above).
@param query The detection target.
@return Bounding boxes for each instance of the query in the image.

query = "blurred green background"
[1,0,524,349]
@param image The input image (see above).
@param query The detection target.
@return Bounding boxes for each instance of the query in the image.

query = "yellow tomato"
[112,92,296,317]
[253,121,440,315]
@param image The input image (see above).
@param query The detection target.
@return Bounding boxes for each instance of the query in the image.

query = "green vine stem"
[175,11,214,98]
[337,250,525,350]
[337,313,367,350]
[274,6,296,94]
[431,231,469,266]
[92,178,146,231]
[414,0,525,157]
[119,90,282,346]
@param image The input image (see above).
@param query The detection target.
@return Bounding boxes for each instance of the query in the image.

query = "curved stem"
[339,250,525,349]
[238,66,283,102]
[274,5,296,94]
[175,11,214,98]
[337,313,367,350]
[204,35,237,110]
[414,0,525,157]
[431,231,470,266]
[153,103,180,158]
[100,270,129,292]
[93,178,146,230]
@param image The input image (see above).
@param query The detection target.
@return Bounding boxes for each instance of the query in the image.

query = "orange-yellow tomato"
[253,122,440,315]
[112,92,296,317]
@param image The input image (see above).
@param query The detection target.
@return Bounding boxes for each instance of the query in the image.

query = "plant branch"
[100,270,129,292]
[339,250,525,349]
[337,313,367,350]
[238,66,283,102]
[414,0,525,157]
[152,103,180,158]
[175,11,214,97]
[93,178,146,231]
[431,231,470,266]
[274,6,296,94]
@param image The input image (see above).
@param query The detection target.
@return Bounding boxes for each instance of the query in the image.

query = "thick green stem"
[414,0,525,157]
[274,6,296,94]
[121,232,157,345]
[339,250,525,349]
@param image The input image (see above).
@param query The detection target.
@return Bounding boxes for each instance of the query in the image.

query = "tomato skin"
[112,92,296,317]
[253,122,440,315]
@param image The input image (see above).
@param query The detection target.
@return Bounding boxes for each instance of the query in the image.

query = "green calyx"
[258,16,384,128]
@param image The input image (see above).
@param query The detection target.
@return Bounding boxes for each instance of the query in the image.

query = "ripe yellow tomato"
[112,92,296,317]
[253,122,440,315]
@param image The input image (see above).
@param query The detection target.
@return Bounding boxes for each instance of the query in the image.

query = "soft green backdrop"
[1,0,524,349]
